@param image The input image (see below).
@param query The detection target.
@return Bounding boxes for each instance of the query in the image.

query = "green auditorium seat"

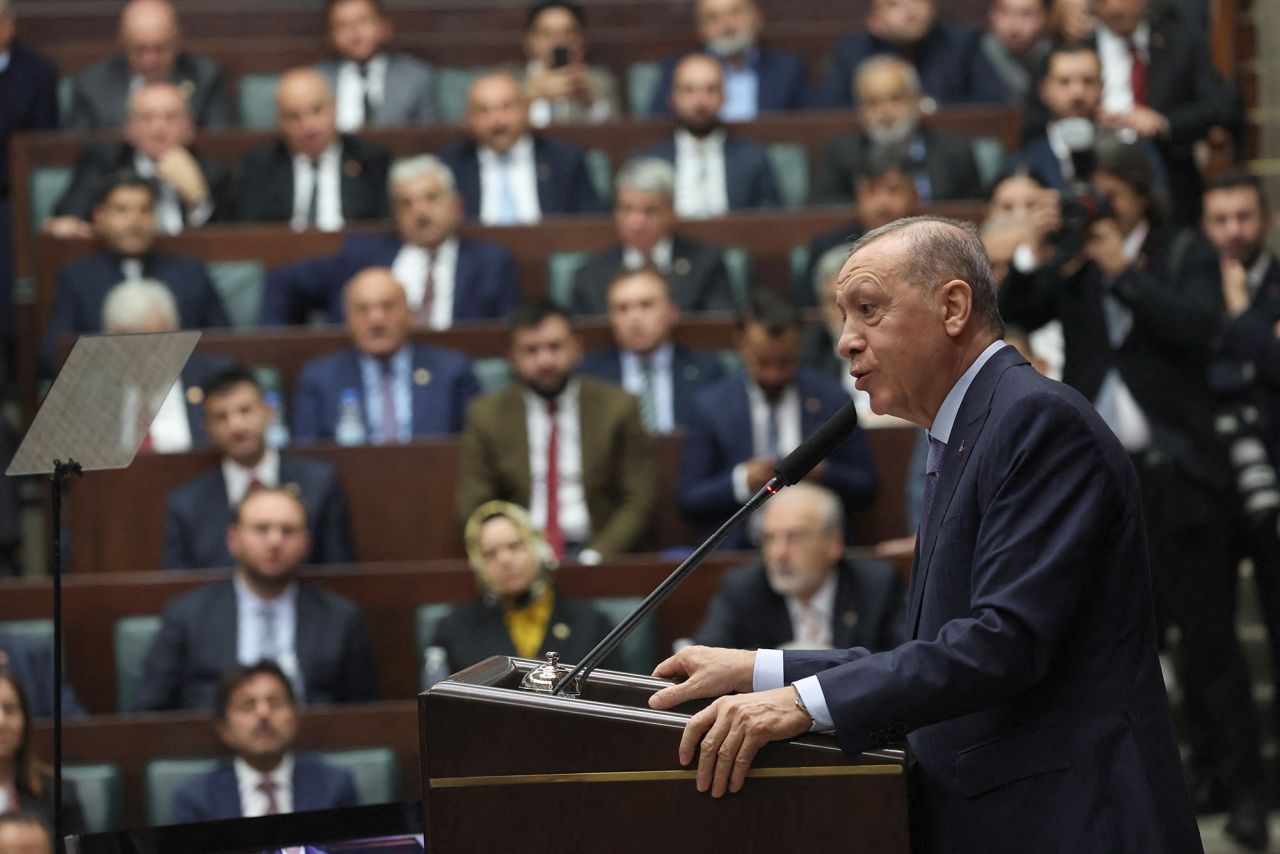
[208,260,267,328]
[590,596,657,675]
[546,251,591,309]
[790,245,811,296]
[722,246,752,306]
[145,757,219,826]
[238,73,282,130]
[114,615,161,713]
[626,62,662,118]
[30,166,73,233]
[767,143,810,209]
[435,67,488,126]
[585,149,613,208]
[65,763,123,832]
[0,619,53,646]
[416,603,456,688]
[319,747,398,805]
[972,137,1008,193]
[473,358,513,394]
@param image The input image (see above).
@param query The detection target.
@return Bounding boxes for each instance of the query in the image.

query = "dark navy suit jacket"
[647,48,809,117]
[291,344,479,442]
[171,753,358,824]
[579,345,726,431]
[0,43,58,200]
[638,136,780,210]
[1010,134,1170,194]
[437,135,603,219]
[160,454,356,570]
[781,346,1199,852]
[0,632,86,718]
[258,234,519,326]
[679,370,877,549]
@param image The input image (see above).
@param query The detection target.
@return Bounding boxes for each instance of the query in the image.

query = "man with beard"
[637,53,779,218]
[813,55,981,206]
[171,660,359,822]
[457,299,658,562]
[136,488,378,712]
[647,0,808,120]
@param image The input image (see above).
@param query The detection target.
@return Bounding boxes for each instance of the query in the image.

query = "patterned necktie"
[417,251,436,327]
[1128,38,1148,107]
[379,361,398,444]
[795,600,825,647]
[918,437,948,535]
[638,356,659,433]
[544,399,564,559]
[305,158,320,227]
[258,780,280,815]
[259,604,278,661]
[359,61,376,124]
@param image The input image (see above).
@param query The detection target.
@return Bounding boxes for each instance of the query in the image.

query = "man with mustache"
[813,55,982,206]
[171,660,359,822]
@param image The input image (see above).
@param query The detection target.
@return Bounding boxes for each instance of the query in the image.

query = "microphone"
[550,400,861,694]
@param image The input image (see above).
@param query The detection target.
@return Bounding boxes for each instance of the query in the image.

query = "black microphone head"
[774,400,860,486]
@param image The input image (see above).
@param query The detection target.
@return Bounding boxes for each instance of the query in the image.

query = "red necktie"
[258,780,280,815]
[417,251,436,326]
[544,399,564,560]
[248,476,263,493]
[380,361,398,444]
[136,399,154,453]
[1128,38,1148,107]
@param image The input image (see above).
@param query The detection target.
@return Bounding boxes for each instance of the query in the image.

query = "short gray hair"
[388,154,457,196]
[767,481,845,535]
[854,54,922,98]
[614,157,675,200]
[102,279,179,332]
[847,216,1004,335]
[812,244,852,306]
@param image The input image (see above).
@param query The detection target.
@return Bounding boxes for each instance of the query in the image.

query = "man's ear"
[938,280,973,338]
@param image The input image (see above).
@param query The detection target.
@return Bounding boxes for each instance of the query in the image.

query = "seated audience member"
[0,813,52,854]
[236,68,390,230]
[438,72,602,224]
[516,0,620,127]
[41,171,229,376]
[638,54,780,218]
[458,300,658,561]
[579,267,725,433]
[137,488,377,712]
[291,268,479,443]
[679,290,877,549]
[0,670,84,834]
[570,158,736,316]
[0,634,85,719]
[64,0,231,130]
[162,366,355,570]
[318,0,437,131]
[430,501,617,676]
[260,156,519,327]
[981,0,1051,105]
[648,0,807,120]
[171,661,358,823]
[47,82,233,238]
[692,482,905,650]
[814,0,1006,109]
[813,55,981,206]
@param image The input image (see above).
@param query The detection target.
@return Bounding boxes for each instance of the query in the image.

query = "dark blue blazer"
[647,48,809,117]
[0,632,86,718]
[437,135,603,219]
[639,136,780,210]
[135,579,378,712]
[171,753,358,824]
[41,252,230,376]
[579,345,726,430]
[781,346,1199,852]
[1010,134,1170,194]
[291,344,479,442]
[678,370,877,549]
[0,42,58,200]
[160,454,356,570]
[258,234,519,326]
[814,19,1007,109]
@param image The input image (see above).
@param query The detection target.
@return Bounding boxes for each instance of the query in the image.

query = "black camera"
[1053,119,1114,257]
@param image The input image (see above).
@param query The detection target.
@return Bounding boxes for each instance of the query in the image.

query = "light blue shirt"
[619,343,676,433]
[358,347,412,444]
[756,340,1008,730]
[233,574,299,669]
[718,50,760,122]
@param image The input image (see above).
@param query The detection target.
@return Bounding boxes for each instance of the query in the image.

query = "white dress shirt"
[335,54,387,132]
[291,142,344,232]
[673,129,729,219]
[619,342,676,433]
[731,382,802,503]
[622,237,674,273]
[782,573,838,650]
[392,237,458,329]
[222,447,281,508]
[525,380,591,545]
[478,134,541,225]
[1097,22,1151,115]
[234,754,294,817]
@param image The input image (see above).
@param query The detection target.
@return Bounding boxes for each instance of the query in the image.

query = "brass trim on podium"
[430,764,903,788]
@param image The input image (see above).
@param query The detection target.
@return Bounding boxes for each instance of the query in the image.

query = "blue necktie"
[918,437,948,535]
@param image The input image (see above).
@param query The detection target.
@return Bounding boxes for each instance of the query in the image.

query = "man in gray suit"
[64,0,232,130]
[316,0,437,131]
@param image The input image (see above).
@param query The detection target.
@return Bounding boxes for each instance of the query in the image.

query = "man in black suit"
[64,0,232,130]
[813,55,982,207]
[236,68,390,230]
[570,157,736,316]
[137,487,378,712]
[162,366,356,570]
[438,71,602,224]
[694,483,904,651]
[47,82,233,238]
[579,267,725,433]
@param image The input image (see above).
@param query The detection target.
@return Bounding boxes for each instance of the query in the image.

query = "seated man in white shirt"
[517,0,621,127]
[171,660,359,822]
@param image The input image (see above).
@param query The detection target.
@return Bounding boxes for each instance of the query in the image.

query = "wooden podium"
[420,656,909,853]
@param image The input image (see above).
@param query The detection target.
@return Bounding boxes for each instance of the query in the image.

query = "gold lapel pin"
[186,386,204,405]
[413,368,432,386]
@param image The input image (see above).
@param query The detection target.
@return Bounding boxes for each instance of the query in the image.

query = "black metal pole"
[49,459,81,854]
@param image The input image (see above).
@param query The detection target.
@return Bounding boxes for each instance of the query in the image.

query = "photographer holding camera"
[998,138,1270,849]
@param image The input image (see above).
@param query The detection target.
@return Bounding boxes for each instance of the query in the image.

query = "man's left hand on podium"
[680,688,812,798]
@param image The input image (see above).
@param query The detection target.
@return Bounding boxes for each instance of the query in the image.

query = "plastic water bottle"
[422,646,451,689]
[334,389,366,446]
[263,392,290,449]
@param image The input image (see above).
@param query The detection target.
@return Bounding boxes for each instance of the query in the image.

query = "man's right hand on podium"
[647,646,756,710]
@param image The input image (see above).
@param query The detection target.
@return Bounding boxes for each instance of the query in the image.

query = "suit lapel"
[409,345,435,434]
[532,136,555,214]
[213,581,240,675]
[502,386,533,506]
[452,240,475,318]
[577,380,604,499]
[831,562,862,649]
[294,586,317,692]
[725,380,754,463]
[722,137,743,209]
[213,764,242,818]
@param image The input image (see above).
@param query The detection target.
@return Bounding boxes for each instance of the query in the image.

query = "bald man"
[65,0,232,130]
[437,71,602,224]
[236,68,389,229]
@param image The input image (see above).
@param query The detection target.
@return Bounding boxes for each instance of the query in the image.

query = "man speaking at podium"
[649,217,1200,852]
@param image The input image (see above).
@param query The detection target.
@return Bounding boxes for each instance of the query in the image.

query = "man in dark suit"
[570,157,735,316]
[813,55,981,206]
[137,487,378,712]
[260,155,519,327]
[41,172,229,376]
[172,661,359,822]
[679,290,877,550]
[64,0,232,130]
[0,632,86,718]
[162,366,355,570]
[580,267,724,433]
[291,268,479,443]
[649,217,1200,852]
[236,68,389,230]
[647,0,807,120]
[981,0,1051,106]
[693,483,904,651]
[814,0,1007,109]
[638,53,779,218]
[438,71,602,224]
